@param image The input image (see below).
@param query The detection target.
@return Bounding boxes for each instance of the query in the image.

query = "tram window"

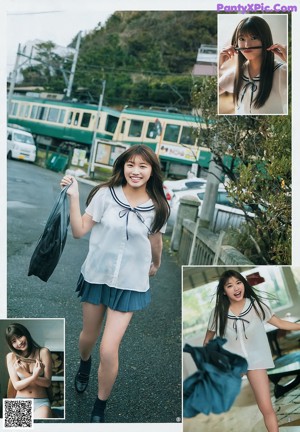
[11,102,19,116]
[128,120,143,137]
[180,126,195,145]
[74,112,80,126]
[146,122,157,138]
[30,105,38,119]
[24,105,30,118]
[37,106,47,120]
[120,120,126,134]
[81,112,91,128]
[164,124,180,143]
[42,108,48,120]
[8,103,13,115]
[19,105,25,117]
[47,107,59,122]
[105,115,119,133]
[67,111,73,125]
[58,110,66,124]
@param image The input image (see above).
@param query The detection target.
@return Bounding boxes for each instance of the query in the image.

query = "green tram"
[112,107,211,176]
[8,95,120,150]
[8,95,212,176]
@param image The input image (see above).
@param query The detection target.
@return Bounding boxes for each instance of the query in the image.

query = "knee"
[80,329,99,343]
[100,342,119,364]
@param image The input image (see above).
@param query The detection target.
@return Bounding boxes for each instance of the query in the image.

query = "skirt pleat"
[76,274,151,312]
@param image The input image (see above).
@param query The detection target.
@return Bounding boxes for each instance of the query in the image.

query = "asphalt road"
[7,160,182,424]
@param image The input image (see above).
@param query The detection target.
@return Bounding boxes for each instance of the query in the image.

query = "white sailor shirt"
[219,60,287,114]
[80,185,165,292]
[208,298,275,370]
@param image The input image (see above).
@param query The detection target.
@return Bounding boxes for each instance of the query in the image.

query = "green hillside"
[22,11,217,110]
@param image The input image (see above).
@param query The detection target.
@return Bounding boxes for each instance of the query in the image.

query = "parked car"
[163,177,207,203]
[168,186,254,231]
[7,125,36,162]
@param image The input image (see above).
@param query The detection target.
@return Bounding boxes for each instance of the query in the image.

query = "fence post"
[170,195,200,251]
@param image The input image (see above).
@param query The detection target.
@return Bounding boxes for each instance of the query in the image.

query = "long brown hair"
[213,270,271,337]
[231,16,275,109]
[6,323,41,358]
[87,145,170,233]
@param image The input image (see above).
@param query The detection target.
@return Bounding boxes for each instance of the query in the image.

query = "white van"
[7,125,36,162]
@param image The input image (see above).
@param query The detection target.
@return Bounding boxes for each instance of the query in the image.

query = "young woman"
[60,144,170,423]
[6,323,53,419]
[203,270,300,432]
[219,16,287,114]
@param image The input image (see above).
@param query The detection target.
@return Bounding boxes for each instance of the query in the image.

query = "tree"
[192,77,291,264]
[20,41,68,92]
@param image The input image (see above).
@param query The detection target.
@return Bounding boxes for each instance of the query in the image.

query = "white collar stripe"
[109,187,155,212]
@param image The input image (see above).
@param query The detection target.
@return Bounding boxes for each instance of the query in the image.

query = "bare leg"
[79,302,107,360]
[247,369,279,432]
[34,405,53,419]
[98,308,133,400]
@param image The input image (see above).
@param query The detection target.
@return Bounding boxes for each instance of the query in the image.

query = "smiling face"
[10,334,28,354]
[124,155,152,190]
[223,276,245,304]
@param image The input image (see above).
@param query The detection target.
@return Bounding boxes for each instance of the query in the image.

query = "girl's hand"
[14,359,27,373]
[267,44,287,62]
[60,175,79,196]
[149,263,159,277]
[32,360,43,377]
[219,45,238,67]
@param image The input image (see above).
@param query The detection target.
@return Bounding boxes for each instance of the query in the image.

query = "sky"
[6,1,114,75]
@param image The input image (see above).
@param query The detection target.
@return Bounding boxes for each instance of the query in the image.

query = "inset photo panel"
[218,14,288,115]
[0,318,65,424]
[182,265,300,431]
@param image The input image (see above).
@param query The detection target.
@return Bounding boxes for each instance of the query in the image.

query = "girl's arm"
[268,315,300,331]
[60,175,95,238]
[6,354,38,391]
[219,45,238,68]
[33,348,52,388]
[149,232,163,276]
[203,330,216,346]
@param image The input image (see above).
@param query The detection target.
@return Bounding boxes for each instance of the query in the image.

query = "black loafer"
[74,371,90,393]
[90,414,105,423]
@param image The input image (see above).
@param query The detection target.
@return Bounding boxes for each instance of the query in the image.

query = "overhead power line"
[8,11,63,16]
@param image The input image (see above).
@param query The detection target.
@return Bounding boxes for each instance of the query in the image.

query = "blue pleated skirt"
[76,274,151,312]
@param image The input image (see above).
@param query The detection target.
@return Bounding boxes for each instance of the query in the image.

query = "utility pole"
[7,43,22,115]
[66,31,81,98]
[88,80,106,177]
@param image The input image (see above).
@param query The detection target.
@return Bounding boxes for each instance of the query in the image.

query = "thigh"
[34,404,53,419]
[101,308,133,348]
[247,369,273,411]
[82,302,107,334]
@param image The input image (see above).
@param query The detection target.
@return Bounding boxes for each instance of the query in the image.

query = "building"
[192,44,217,76]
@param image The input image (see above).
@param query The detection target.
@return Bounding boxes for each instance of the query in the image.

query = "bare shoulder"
[6,352,15,365]
[40,347,51,358]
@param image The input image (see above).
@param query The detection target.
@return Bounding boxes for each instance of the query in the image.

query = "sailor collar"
[110,185,155,212]
[228,298,252,340]
[110,186,155,239]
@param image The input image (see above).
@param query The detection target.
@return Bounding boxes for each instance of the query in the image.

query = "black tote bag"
[28,184,71,282]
